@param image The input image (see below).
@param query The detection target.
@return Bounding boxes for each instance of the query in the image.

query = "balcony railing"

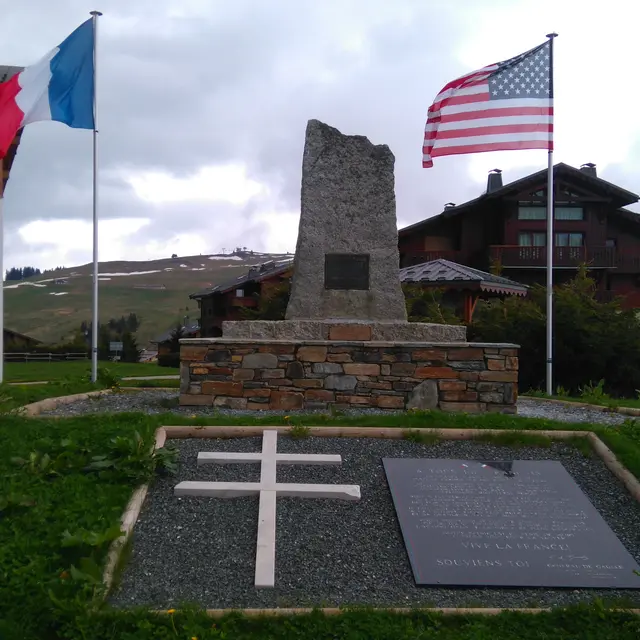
[400,250,461,268]
[490,245,617,269]
[230,296,258,308]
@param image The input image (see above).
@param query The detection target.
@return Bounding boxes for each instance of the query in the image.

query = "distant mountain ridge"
[3,250,293,347]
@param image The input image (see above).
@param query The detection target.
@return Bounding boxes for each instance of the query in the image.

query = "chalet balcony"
[490,245,617,269]
[400,250,461,268]
[230,296,258,308]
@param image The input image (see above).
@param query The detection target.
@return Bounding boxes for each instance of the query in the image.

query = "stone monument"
[179,119,520,413]
[286,119,407,322]
[221,119,464,342]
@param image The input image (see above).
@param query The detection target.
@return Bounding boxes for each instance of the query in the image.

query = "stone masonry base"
[179,339,519,414]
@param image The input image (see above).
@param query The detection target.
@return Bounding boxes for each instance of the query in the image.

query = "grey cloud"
[1,0,570,268]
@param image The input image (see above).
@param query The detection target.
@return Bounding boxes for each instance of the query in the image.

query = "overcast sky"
[1,0,639,271]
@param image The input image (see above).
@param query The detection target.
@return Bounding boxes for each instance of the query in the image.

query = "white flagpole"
[0,157,4,384]
[545,32,558,396]
[90,10,102,383]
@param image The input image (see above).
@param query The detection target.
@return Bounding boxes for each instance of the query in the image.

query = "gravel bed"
[38,389,400,418]
[38,389,635,425]
[517,397,630,426]
[109,437,640,610]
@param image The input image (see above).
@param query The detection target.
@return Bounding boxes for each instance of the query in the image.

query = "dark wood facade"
[398,164,640,308]
[4,328,41,350]
[192,263,293,337]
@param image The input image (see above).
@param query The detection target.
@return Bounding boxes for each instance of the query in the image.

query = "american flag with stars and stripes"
[422,40,553,168]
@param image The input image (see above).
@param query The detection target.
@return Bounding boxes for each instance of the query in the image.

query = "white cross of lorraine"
[174,429,361,588]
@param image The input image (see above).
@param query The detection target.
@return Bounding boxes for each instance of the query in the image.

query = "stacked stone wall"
[180,340,518,414]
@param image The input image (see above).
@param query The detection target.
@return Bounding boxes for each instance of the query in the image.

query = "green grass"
[122,378,181,389]
[3,254,254,346]
[0,382,107,411]
[2,410,640,639]
[4,360,179,382]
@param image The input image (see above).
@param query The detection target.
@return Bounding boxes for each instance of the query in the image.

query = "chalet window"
[555,232,584,247]
[555,207,585,220]
[518,206,546,220]
[517,206,585,220]
[605,238,617,248]
[519,232,546,247]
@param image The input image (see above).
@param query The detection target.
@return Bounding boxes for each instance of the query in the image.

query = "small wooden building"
[3,328,42,350]
[399,259,528,323]
[151,320,200,356]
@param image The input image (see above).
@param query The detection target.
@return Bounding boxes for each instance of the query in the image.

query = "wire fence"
[4,352,89,363]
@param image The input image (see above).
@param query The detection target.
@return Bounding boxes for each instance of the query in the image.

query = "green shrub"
[469,266,640,396]
[403,285,463,324]
[240,281,291,320]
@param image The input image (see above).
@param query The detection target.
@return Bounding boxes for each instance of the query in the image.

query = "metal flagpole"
[545,32,558,396]
[90,10,102,383]
[0,157,4,384]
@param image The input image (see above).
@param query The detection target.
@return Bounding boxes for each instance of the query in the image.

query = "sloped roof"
[400,259,528,296]
[151,321,200,344]
[4,327,42,344]
[189,258,293,300]
[399,163,639,237]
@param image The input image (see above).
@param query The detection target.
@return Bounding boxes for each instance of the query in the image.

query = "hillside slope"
[3,251,293,346]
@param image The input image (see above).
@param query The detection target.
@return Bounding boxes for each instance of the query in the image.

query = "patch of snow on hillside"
[35,279,55,284]
[200,263,205,266]
[191,267,205,271]
[180,264,188,267]
[49,292,69,296]
[98,278,111,281]
[99,270,161,276]
[164,268,173,271]
[208,255,242,261]
[4,282,48,289]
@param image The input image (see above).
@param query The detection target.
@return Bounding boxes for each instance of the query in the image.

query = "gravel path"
[109,437,640,610]
[516,397,630,426]
[37,389,635,426]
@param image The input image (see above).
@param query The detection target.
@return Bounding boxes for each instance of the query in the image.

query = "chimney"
[580,162,597,178]
[487,169,503,193]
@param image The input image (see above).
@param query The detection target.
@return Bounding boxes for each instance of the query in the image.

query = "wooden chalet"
[398,163,640,307]
[190,260,293,337]
[151,320,200,356]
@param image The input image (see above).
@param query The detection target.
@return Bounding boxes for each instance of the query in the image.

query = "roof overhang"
[404,279,527,297]
[399,163,640,237]
[190,263,293,299]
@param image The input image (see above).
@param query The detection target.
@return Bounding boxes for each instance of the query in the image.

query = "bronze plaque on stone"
[324,253,370,290]
[383,458,640,588]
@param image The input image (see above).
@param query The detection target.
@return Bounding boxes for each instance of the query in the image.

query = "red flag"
[423,41,553,168]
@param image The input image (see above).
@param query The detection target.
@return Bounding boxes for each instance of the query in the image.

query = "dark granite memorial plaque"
[383,458,640,588]
[324,253,369,290]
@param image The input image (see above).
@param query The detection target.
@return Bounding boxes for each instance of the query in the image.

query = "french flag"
[0,18,95,158]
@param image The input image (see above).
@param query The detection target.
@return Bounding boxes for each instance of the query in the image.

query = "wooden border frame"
[103,425,640,616]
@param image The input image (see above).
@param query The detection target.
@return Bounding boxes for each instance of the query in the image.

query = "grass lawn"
[4,360,179,383]
[122,378,180,389]
[0,382,106,411]
[1,411,640,639]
